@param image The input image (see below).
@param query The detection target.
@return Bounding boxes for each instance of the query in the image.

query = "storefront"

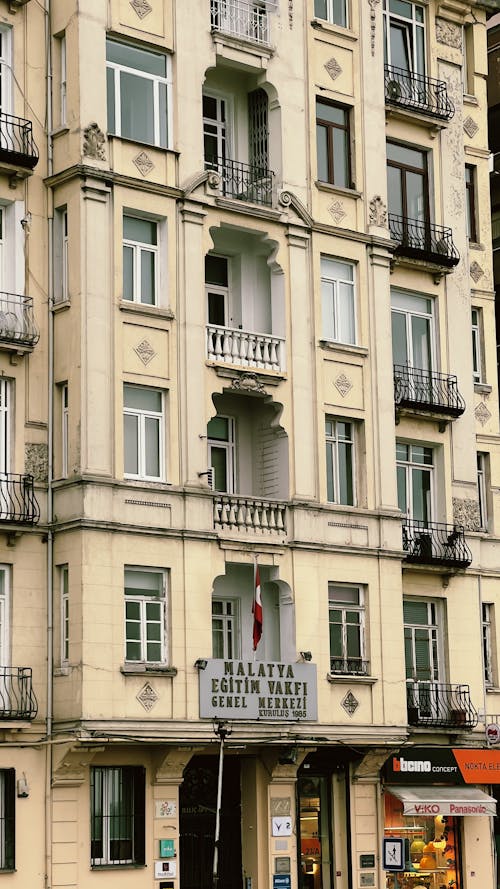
[382,748,498,889]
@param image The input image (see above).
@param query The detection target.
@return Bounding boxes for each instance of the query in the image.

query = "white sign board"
[155,860,177,879]
[272,816,292,837]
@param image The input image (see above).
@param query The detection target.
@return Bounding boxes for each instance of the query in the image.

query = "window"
[60,34,67,126]
[465,165,477,242]
[471,308,483,384]
[124,568,166,663]
[321,257,356,344]
[0,568,8,668]
[0,770,14,871]
[482,603,495,687]
[314,0,347,28]
[383,0,425,75]
[203,93,229,169]
[54,206,68,304]
[106,39,170,148]
[90,766,145,866]
[61,383,68,478]
[462,24,474,95]
[123,215,158,306]
[212,598,240,659]
[0,380,10,475]
[396,442,433,522]
[207,416,235,493]
[325,417,355,505]
[123,385,164,481]
[391,291,433,371]
[61,565,69,664]
[403,599,440,683]
[316,100,351,188]
[0,28,12,115]
[205,255,229,327]
[477,452,488,530]
[387,141,429,224]
[328,584,366,674]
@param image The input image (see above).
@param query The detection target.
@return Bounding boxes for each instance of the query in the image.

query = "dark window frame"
[90,765,145,867]
[387,141,430,224]
[465,164,477,242]
[316,99,352,188]
[0,770,15,872]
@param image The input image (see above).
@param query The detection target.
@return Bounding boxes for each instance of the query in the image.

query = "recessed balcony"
[330,657,370,676]
[406,681,478,730]
[210,0,271,47]
[213,494,286,534]
[384,65,455,122]
[0,293,39,351]
[0,667,37,720]
[402,519,472,569]
[0,113,39,172]
[388,213,459,268]
[207,157,274,206]
[207,326,285,372]
[394,364,465,420]
[0,474,40,525]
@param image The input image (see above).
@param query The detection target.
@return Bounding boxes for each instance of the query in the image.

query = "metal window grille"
[90,766,145,866]
[0,770,14,870]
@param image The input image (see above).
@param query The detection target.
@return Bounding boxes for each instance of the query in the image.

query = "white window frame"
[325,417,356,505]
[122,214,159,306]
[203,90,232,166]
[0,380,10,476]
[60,33,67,126]
[124,567,167,664]
[396,442,434,523]
[106,39,172,149]
[60,564,69,665]
[482,602,495,688]
[123,385,164,482]
[383,0,426,75]
[205,254,230,328]
[477,452,488,531]
[212,597,240,659]
[207,415,236,494]
[314,0,348,28]
[328,584,365,674]
[0,28,12,116]
[403,598,441,683]
[53,206,68,304]
[471,308,483,384]
[391,290,435,371]
[0,769,14,871]
[0,567,9,667]
[61,383,68,478]
[321,257,356,345]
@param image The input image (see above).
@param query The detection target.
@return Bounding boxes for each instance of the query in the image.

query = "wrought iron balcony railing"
[402,519,472,568]
[210,0,271,46]
[406,681,478,730]
[384,65,455,121]
[0,474,40,525]
[0,113,39,170]
[207,325,285,372]
[213,494,286,533]
[0,293,39,349]
[0,667,37,720]
[206,157,274,206]
[394,364,465,418]
[388,212,460,268]
[330,657,370,676]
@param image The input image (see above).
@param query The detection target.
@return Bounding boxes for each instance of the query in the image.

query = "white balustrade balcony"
[207,325,285,372]
[213,495,287,534]
[210,0,271,46]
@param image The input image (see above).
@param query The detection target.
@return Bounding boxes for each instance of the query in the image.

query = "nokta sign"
[383,747,500,785]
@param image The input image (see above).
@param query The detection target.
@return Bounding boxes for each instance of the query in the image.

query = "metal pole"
[213,723,227,889]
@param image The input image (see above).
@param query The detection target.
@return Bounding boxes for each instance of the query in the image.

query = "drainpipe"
[44,0,54,887]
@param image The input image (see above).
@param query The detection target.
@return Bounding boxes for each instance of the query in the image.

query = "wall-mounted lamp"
[300,651,312,662]
[194,658,208,670]
[17,773,29,798]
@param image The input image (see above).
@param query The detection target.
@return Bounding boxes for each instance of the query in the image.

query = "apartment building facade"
[0,0,498,888]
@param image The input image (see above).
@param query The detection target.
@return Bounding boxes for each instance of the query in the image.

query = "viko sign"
[198,659,318,721]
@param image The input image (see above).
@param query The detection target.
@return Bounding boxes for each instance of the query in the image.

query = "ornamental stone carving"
[130,0,152,17]
[463,116,479,139]
[207,170,222,189]
[25,443,48,482]
[325,57,342,81]
[368,0,380,57]
[342,691,359,716]
[83,122,106,160]
[231,372,266,394]
[452,497,480,532]
[278,190,292,208]
[470,261,484,283]
[137,682,159,711]
[369,195,387,226]
[135,339,156,366]
[329,201,346,225]
[133,151,155,176]
[288,0,293,27]
[475,402,492,426]
[335,373,353,397]
[436,18,462,48]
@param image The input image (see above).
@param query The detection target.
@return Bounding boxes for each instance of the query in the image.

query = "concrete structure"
[0,0,498,888]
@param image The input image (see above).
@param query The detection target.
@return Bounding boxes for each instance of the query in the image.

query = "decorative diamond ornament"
[335,373,353,397]
[475,402,491,426]
[130,0,153,18]
[342,691,359,716]
[329,201,346,225]
[463,116,479,138]
[133,151,155,176]
[137,682,159,711]
[470,261,484,283]
[325,58,342,81]
[135,339,156,366]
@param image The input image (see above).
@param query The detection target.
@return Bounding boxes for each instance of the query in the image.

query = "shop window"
[298,773,333,889]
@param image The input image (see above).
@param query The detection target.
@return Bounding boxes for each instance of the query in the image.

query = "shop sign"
[383,746,500,785]
[486,724,500,745]
[199,659,318,720]
[382,838,405,871]
[360,855,376,869]
[273,876,291,889]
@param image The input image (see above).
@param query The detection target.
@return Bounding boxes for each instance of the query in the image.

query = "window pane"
[124,216,156,244]
[404,600,429,625]
[326,440,335,501]
[208,290,226,326]
[210,445,228,492]
[316,124,329,181]
[387,166,402,215]
[125,570,162,597]
[337,282,355,343]
[159,81,168,148]
[321,280,335,340]
[314,0,328,16]
[391,311,408,365]
[411,315,431,369]
[208,416,229,441]
[317,101,346,126]
[145,416,160,477]
[397,465,407,513]
[124,414,138,475]
[329,585,360,605]
[338,440,354,505]
[406,171,426,221]
[386,143,424,169]
[140,249,155,305]
[346,624,361,658]
[333,0,347,26]
[333,126,349,187]
[124,386,162,412]
[107,67,115,133]
[412,468,431,522]
[329,622,342,657]
[120,72,155,144]
[123,245,134,301]
[107,40,166,77]
[390,22,411,71]
[206,255,228,286]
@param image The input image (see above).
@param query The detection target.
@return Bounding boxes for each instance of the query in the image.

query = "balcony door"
[207,415,236,493]
[203,92,230,170]
[404,599,442,720]
[396,442,433,524]
[383,0,425,75]
[205,255,230,328]
[391,291,434,404]
[387,142,428,224]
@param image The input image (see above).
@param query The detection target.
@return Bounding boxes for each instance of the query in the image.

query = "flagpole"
[213,721,229,889]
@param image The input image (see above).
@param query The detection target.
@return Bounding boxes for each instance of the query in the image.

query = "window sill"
[315,181,361,199]
[469,241,484,251]
[463,94,479,106]
[486,686,500,694]
[119,301,175,321]
[50,125,70,139]
[474,383,492,395]
[327,673,377,685]
[123,477,171,487]
[319,340,368,357]
[310,19,358,42]
[54,666,71,677]
[91,864,146,870]
[52,299,71,313]
[121,663,177,677]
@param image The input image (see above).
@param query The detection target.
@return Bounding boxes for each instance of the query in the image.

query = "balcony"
[394,364,465,420]
[384,65,455,122]
[0,474,40,525]
[0,667,37,720]
[210,0,271,47]
[207,157,274,206]
[207,325,285,372]
[388,213,460,268]
[0,113,38,171]
[406,681,478,730]
[330,657,370,676]
[402,519,472,569]
[0,293,39,351]
[213,494,286,534]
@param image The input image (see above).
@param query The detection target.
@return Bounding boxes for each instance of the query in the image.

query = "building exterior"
[0,0,498,888]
